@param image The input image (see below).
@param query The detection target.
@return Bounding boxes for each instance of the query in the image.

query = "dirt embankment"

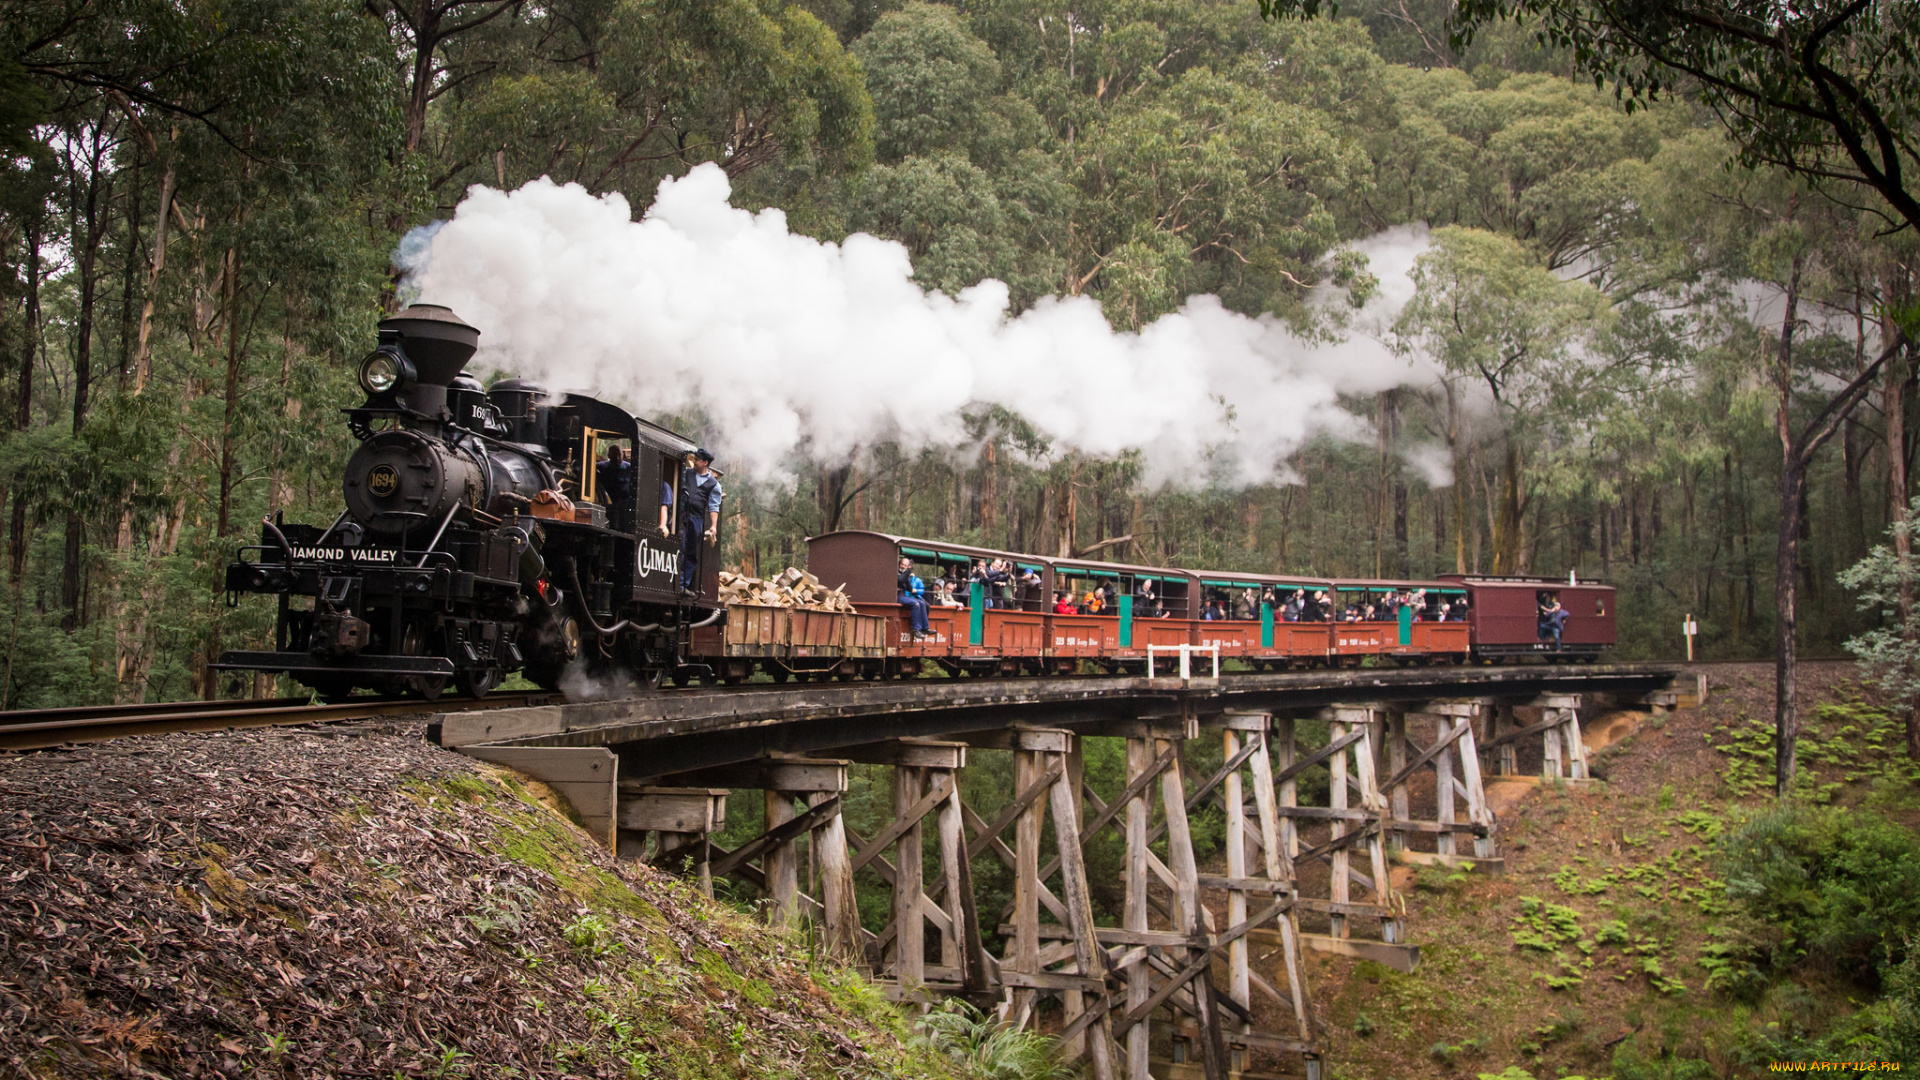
[0,721,969,1080]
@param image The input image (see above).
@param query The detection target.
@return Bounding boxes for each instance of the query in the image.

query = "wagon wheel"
[768,667,792,684]
[308,678,358,704]
[456,664,500,699]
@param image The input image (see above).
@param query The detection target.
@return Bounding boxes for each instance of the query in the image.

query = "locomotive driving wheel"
[401,623,448,701]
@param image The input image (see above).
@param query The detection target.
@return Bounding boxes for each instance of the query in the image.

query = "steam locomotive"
[214,304,722,699]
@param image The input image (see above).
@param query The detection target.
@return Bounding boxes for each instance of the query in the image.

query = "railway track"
[0,691,562,752]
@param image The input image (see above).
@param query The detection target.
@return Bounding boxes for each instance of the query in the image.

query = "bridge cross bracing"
[440,664,1699,1080]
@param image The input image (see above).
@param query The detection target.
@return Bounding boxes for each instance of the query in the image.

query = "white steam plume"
[404,165,1429,487]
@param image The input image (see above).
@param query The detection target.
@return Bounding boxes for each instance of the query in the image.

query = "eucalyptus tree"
[1394,225,1611,573]
[848,2,1070,305]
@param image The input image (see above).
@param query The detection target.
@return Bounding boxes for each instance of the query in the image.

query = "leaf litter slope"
[0,719,976,1079]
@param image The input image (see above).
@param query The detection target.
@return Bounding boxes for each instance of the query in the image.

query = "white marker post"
[1683,614,1698,661]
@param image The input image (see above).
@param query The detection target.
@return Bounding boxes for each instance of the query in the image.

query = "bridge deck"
[435,663,1690,781]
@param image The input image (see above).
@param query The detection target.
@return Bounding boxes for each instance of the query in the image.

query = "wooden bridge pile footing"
[441,665,1702,1080]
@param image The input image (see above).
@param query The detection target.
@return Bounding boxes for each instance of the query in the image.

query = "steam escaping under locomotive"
[215,304,722,699]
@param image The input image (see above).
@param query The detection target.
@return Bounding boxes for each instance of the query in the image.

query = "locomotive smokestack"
[379,304,480,387]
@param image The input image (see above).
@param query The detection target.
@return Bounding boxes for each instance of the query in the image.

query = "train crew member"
[678,449,722,591]
[658,470,674,533]
[596,444,633,506]
[897,557,931,638]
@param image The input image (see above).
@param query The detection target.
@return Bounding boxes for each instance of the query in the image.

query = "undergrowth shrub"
[912,999,1075,1080]
[1713,804,1920,984]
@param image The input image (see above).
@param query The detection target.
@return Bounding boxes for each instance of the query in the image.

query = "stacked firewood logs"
[717,568,856,612]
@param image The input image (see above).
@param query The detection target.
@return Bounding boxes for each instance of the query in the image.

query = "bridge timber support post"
[614,784,729,895]
[1192,710,1317,1080]
[1275,704,1413,972]
[1381,701,1499,872]
[645,757,855,948]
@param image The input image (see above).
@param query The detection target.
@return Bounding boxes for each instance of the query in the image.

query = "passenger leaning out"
[897,557,931,639]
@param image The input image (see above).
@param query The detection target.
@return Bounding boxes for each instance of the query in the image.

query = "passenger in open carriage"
[1136,578,1161,617]
[897,557,931,639]
[931,579,963,608]
[1283,590,1303,622]
[970,559,993,609]
[1017,565,1044,609]
[992,559,1016,608]
[1234,588,1257,620]
[1053,590,1077,615]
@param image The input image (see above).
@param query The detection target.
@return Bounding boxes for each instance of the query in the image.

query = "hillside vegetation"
[1304,662,1920,1080]
[0,720,991,1079]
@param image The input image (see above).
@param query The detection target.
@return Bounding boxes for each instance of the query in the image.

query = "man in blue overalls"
[679,449,722,592]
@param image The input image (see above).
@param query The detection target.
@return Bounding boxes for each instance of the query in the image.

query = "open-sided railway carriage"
[808,532,1612,677]
[213,308,1615,700]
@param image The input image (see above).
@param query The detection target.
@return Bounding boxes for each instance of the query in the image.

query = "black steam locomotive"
[214,304,722,699]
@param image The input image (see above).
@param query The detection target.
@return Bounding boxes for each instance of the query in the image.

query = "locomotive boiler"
[215,304,723,699]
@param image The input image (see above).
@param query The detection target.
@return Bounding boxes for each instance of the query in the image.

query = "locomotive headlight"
[358,350,411,395]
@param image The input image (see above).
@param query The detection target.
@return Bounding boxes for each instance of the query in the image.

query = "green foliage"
[911,999,1074,1080]
[1510,895,1584,952]
[561,913,619,956]
[1713,804,1920,984]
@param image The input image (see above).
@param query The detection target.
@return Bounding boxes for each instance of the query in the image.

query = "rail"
[0,691,561,752]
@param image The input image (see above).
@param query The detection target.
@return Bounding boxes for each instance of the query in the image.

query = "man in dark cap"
[679,449,723,592]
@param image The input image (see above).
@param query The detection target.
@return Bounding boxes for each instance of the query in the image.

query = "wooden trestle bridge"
[434,663,1700,1080]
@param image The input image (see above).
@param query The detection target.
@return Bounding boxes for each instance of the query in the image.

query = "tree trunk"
[1492,432,1523,573]
[132,149,175,395]
[1774,246,1806,800]
[979,440,997,539]
[1054,458,1080,558]
[215,246,244,540]
[1444,380,1466,573]
[403,2,444,156]
[8,220,39,585]
[61,126,109,632]
[1887,302,1917,757]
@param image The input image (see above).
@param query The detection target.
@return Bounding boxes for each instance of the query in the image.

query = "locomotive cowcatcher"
[214,304,722,699]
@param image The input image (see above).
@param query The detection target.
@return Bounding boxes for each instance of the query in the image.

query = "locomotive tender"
[218,309,1614,700]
